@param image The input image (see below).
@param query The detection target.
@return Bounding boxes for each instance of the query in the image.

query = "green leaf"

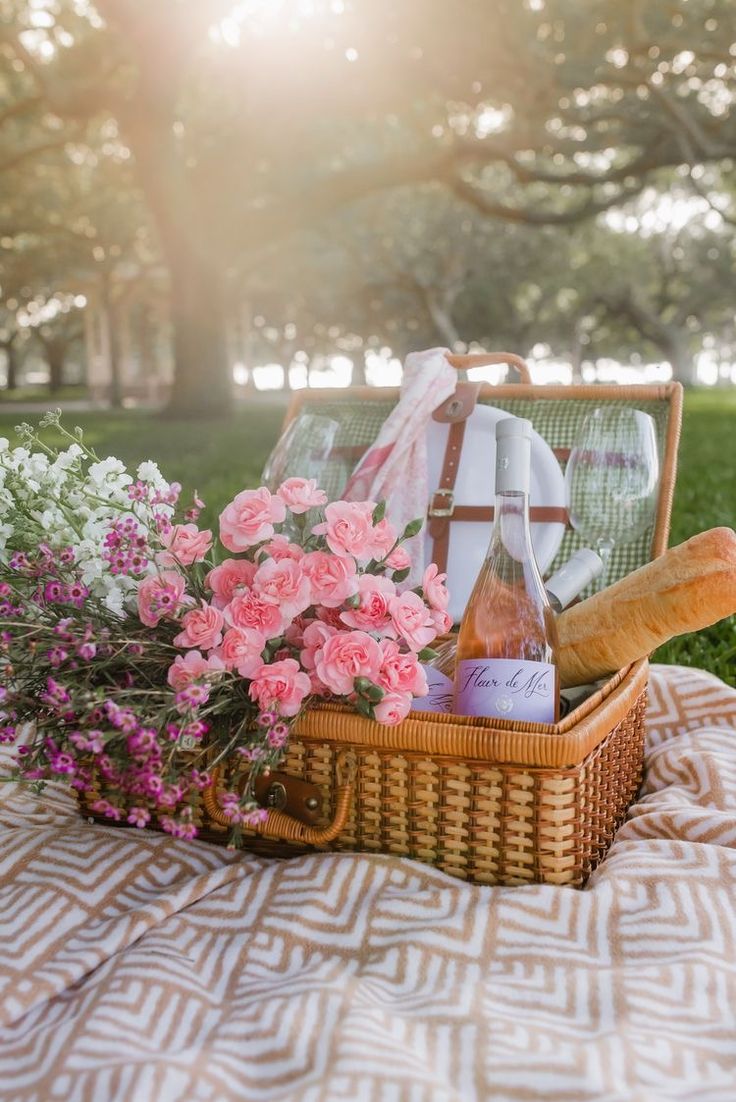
[372,500,386,524]
[364,683,384,703]
[264,635,284,657]
[417,647,439,662]
[401,517,423,540]
[355,696,373,718]
[345,593,361,608]
[354,676,372,694]
[392,567,410,584]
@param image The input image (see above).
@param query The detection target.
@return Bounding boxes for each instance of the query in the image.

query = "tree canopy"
[1,0,735,408]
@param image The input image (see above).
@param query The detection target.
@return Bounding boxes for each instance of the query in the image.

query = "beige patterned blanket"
[2,664,736,1102]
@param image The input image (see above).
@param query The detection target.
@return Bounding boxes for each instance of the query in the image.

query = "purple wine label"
[411,667,454,714]
[455,658,556,723]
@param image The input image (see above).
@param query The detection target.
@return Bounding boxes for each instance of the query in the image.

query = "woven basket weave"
[81,355,682,887]
[192,658,648,887]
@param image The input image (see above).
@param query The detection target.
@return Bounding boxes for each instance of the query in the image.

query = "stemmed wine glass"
[565,407,660,588]
[261,413,348,498]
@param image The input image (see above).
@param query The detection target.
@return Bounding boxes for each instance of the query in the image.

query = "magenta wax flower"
[127,807,151,828]
[67,582,89,608]
[47,647,68,668]
[50,753,76,774]
[43,580,64,603]
[40,677,70,708]
[175,683,210,712]
[189,769,211,789]
[159,815,197,839]
[268,721,289,749]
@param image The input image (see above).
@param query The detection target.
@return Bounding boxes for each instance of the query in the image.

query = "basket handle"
[202,750,357,845]
[445,351,532,384]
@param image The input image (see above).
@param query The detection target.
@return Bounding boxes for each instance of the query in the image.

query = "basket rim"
[294,658,648,769]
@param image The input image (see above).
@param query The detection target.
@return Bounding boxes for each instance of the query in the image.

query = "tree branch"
[0,134,77,175]
[0,96,42,129]
[647,83,736,159]
[448,175,648,225]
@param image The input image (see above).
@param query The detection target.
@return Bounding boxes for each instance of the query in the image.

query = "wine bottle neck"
[490,489,534,556]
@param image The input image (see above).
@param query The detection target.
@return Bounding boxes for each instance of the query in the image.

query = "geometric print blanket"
[1,664,735,1102]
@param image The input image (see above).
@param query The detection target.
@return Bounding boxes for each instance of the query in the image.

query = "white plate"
[424,406,566,623]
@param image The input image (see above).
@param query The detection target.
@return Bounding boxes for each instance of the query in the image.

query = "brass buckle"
[429,489,455,518]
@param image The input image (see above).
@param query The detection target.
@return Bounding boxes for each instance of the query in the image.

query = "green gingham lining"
[272,392,673,600]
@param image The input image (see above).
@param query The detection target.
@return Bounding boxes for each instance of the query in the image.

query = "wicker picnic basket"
[195,354,683,887]
[84,354,682,887]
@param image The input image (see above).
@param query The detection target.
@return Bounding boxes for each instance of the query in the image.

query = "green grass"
[0,385,89,404]
[651,389,736,683]
[1,388,734,683]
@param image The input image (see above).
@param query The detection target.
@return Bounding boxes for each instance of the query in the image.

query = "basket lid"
[275,362,682,603]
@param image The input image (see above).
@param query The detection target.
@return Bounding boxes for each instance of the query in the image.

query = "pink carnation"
[260,535,304,563]
[158,524,212,567]
[219,487,286,552]
[249,659,311,718]
[253,558,312,620]
[374,691,412,726]
[216,627,266,677]
[340,574,396,633]
[301,550,358,608]
[315,630,382,696]
[430,608,453,635]
[224,588,285,639]
[368,517,398,560]
[300,620,338,671]
[277,477,328,514]
[389,591,437,652]
[386,546,411,572]
[137,571,188,628]
[173,601,224,651]
[313,500,375,560]
[167,650,225,691]
[422,564,450,612]
[206,559,257,607]
[378,640,428,697]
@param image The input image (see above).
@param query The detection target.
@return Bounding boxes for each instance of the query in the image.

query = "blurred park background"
[0,0,735,675]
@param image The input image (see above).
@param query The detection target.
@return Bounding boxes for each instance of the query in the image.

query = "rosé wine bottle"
[454,416,559,723]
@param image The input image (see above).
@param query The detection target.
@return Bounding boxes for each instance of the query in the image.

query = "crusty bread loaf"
[557,528,736,688]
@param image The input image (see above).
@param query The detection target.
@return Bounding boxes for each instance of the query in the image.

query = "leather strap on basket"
[428,419,466,574]
[427,351,568,573]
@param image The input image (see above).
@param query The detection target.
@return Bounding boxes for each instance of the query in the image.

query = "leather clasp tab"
[432,381,482,423]
[251,772,322,825]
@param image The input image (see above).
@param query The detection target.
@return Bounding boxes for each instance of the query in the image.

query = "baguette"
[557,528,736,688]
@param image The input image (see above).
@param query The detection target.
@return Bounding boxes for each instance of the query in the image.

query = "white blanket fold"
[1,664,736,1102]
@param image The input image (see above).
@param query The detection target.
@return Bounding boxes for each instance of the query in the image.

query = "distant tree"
[1,0,734,410]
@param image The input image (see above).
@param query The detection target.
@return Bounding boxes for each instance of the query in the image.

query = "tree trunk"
[47,343,65,394]
[99,285,124,409]
[161,242,233,418]
[351,354,368,387]
[108,302,124,409]
[3,341,18,390]
[422,287,461,348]
[122,105,233,418]
[662,334,698,387]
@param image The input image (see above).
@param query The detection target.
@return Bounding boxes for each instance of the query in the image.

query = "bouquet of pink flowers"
[1,416,450,844]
